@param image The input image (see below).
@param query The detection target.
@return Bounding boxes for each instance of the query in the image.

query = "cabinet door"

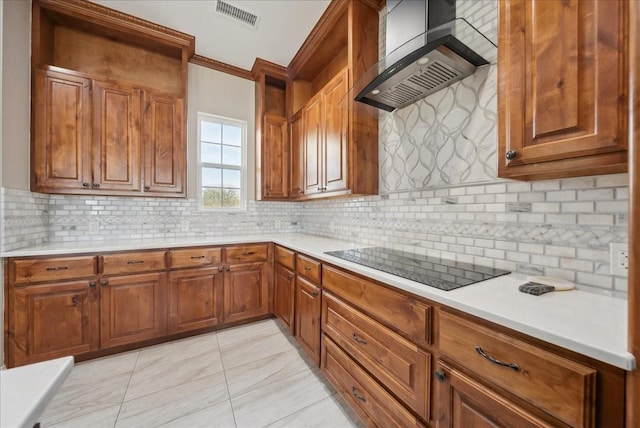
[322,68,349,193]
[10,280,98,367]
[223,262,270,323]
[169,267,224,333]
[303,95,323,196]
[92,80,142,192]
[435,361,553,428]
[498,0,627,179]
[289,114,304,198]
[143,91,185,196]
[262,115,289,199]
[100,272,167,348]
[295,276,321,366]
[274,264,295,333]
[32,68,92,192]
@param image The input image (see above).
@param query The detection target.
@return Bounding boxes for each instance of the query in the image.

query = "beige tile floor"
[40,319,362,428]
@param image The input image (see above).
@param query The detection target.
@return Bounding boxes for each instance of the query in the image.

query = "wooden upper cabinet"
[289,113,304,199]
[142,91,185,196]
[93,80,142,192]
[262,115,289,199]
[32,68,92,192]
[498,0,628,180]
[30,0,193,197]
[303,94,323,196]
[322,68,349,193]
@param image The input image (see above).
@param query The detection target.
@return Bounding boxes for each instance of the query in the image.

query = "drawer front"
[323,266,431,347]
[275,245,296,270]
[296,254,321,283]
[322,337,425,428]
[12,256,97,284]
[101,251,167,275]
[439,311,596,428]
[225,244,269,263]
[323,293,430,420]
[169,247,222,269]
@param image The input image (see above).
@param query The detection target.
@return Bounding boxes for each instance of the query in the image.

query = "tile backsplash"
[1,173,629,297]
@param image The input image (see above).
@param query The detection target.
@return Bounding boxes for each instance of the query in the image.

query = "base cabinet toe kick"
[4,242,625,427]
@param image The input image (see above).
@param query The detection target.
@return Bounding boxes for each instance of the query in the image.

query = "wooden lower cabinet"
[434,361,552,428]
[100,272,167,348]
[322,336,425,428]
[223,262,270,323]
[9,279,99,367]
[295,275,322,365]
[274,263,295,333]
[168,267,224,333]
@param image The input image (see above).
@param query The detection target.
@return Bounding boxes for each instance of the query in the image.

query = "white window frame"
[197,112,248,211]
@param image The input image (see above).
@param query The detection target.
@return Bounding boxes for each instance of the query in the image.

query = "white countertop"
[2,234,634,371]
[0,356,74,428]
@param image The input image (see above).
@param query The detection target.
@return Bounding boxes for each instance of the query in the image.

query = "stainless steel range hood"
[354,0,497,112]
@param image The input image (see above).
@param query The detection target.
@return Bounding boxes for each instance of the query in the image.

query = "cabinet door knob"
[505,150,517,160]
[144,185,151,191]
[92,182,100,188]
[89,281,96,288]
[226,267,230,272]
[321,187,327,191]
[101,280,108,287]
[218,267,224,272]
[435,370,446,382]
[82,182,89,187]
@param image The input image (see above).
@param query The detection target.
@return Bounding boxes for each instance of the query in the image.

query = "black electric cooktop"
[324,247,510,291]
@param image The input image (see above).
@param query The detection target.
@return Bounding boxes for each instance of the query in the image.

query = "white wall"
[1,0,30,191]
[187,63,255,200]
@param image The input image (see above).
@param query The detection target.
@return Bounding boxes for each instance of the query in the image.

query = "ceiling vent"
[215,0,259,28]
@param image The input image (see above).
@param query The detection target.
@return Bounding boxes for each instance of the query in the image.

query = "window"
[198,113,247,210]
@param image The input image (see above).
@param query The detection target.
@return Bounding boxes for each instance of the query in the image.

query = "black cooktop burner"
[324,247,510,291]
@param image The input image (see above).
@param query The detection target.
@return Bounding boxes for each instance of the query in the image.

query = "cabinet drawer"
[11,256,97,284]
[225,244,268,263]
[275,245,296,270]
[296,254,321,283]
[323,266,431,347]
[322,337,425,428]
[169,247,222,269]
[323,293,430,420]
[439,311,596,427]
[101,251,166,275]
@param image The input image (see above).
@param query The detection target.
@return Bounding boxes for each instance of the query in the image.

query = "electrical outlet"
[89,221,99,234]
[610,243,629,277]
[180,220,189,232]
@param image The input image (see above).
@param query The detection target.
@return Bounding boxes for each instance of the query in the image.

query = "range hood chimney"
[355,0,497,112]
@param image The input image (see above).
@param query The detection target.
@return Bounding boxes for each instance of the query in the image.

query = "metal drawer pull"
[303,265,311,271]
[279,254,286,259]
[311,291,319,297]
[351,386,366,402]
[190,255,206,259]
[127,260,145,265]
[46,266,68,271]
[242,251,256,256]
[475,346,521,372]
[352,333,367,345]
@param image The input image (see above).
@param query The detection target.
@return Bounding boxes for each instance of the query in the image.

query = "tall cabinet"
[30,0,194,197]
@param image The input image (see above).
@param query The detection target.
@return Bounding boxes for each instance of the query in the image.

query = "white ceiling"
[95,0,331,71]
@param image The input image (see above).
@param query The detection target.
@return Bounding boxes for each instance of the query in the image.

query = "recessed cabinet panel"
[295,276,321,365]
[169,267,223,333]
[274,264,295,333]
[32,69,92,191]
[262,115,289,198]
[93,80,141,192]
[303,95,323,196]
[223,262,270,323]
[323,68,348,193]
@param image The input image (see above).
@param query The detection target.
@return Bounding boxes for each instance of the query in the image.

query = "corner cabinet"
[30,0,193,197]
[498,0,629,180]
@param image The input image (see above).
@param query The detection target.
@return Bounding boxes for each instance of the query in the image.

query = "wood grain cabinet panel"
[225,244,269,263]
[303,94,323,196]
[169,267,224,333]
[275,245,296,270]
[262,115,289,199]
[222,262,270,323]
[434,361,553,428]
[169,247,223,269]
[322,68,348,193]
[295,275,322,365]
[274,263,295,333]
[10,279,99,367]
[99,272,167,348]
[92,80,141,192]
[32,68,92,192]
[296,254,321,284]
[322,336,425,428]
[289,113,304,199]
[11,255,97,284]
[101,251,167,275]
[322,293,431,420]
[142,91,185,196]
[439,311,596,427]
[498,0,628,179]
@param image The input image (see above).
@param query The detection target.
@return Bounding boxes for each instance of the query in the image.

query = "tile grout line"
[112,350,142,427]
[217,332,240,428]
